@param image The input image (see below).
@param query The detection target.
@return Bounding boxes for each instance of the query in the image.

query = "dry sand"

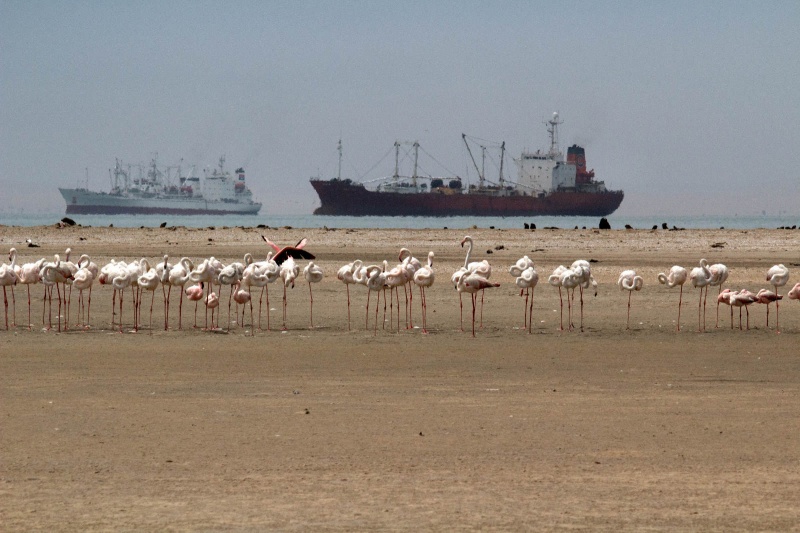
[1,224,799,531]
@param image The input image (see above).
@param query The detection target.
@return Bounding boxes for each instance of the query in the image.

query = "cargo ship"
[310,113,623,217]
[59,155,262,215]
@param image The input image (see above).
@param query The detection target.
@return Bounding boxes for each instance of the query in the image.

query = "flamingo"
[766,264,790,333]
[512,264,538,334]
[559,267,581,331]
[383,260,407,330]
[788,282,800,301]
[137,264,161,333]
[399,248,422,328]
[184,282,205,328]
[570,259,597,332]
[190,258,219,330]
[72,264,95,329]
[618,270,644,330]
[717,288,734,329]
[657,265,688,331]
[756,289,782,331]
[241,254,275,332]
[460,236,492,328]
[262,236,315,264]
[337,259,363,331]
[205,291,220,329]
[548,265,569,331]
[363,264,386,334]
[15,254,42,330]
[730,289,758,330]
[111,264,135,333]
[99,259,127,330]
[279,256,299,330]
[1,248,19,329]
[413,252,435,333]
[218,261,244,331]
[688,261,712,332]
[232,283,252,328]
[155,255,173,329]
[166,257,194,330]
[456,271,500,337]
[303,261,324,328]
[701,259,729,328]
[40,255,72,332]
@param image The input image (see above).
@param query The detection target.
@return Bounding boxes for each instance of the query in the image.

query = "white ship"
[59,155,262,215]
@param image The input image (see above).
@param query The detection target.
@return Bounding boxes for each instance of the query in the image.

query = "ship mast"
[462,133,484,188]
[412,141,419,188]
[393,141,400,181]
[499,142,505,185]
[547,111,563,160]
[337,139,342,180]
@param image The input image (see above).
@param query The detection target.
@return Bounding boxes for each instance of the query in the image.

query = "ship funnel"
[567,144,595,185]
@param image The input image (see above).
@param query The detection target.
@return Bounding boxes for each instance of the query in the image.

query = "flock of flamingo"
[0,235,798,336]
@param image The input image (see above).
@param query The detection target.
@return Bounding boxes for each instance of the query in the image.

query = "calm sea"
[0,212,798,230]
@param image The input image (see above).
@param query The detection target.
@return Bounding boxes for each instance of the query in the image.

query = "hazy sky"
[2,1,799,217]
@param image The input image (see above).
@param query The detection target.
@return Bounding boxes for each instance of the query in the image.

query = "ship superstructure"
[59,155,262,215]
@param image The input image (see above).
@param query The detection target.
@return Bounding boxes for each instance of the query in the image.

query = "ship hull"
[59,188,262,216]
[310,180,623,217]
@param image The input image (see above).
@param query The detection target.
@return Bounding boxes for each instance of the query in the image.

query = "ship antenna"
[547,111,563,160]
[462,133,484,188]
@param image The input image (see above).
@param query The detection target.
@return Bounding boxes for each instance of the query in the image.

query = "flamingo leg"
[374,288,380,335]
[677,285,683,332]
[2,286,7,330]
[308,282,314,328]
[528,288,535,334]
[471,292,477,337]
[86,286,92,329]
[579,285,585,332]
[27,285,32,330]
[479,289,485,329]
[627,290,632,330]
[346,284,351,331]
[558,287,563,331]
[10,285,16,328]
[715,286,721,328]
[149,290,155,333]
[365,289,371,330]
[459,292,464,332]
[282,284,287,331]
[774,286,781,334]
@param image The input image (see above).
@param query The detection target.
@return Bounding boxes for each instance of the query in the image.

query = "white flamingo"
[689,261,712,332]
[413,252,435,333]
[279,256,299,330]
[0,248,18,330]
[364,264,387,335]
[337,259,363,331]
[459,236,492,329]
[657,265,688,331]
[72,264,95,329]
[618,269,644,330]
[15,253,42,330]
[547,265,569,331]
[570,259,597,332]
[701,259,729,328]
[512,263,538,334]
[137,264,161,333]
[166,257,194,330]
[766,264,790,333]
[303,261,324,328]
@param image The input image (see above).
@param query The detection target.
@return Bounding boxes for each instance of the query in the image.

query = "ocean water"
[0,212,798,230]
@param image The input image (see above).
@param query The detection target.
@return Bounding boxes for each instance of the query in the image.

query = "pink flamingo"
[788,282,800,301]
[766,264,790,332]
[72,264,95,329]
[205,291,220,330]
[166,257,194,330]
[717,288,734,329]
[657,265,688,331]
[456,270,500,337]
[232,283,251,328]
[184,282,205,328]
[413,252,435,333]
[460,236,492,328]
[399,248,422,329]
[262,236,315,264]
[730,289,758,330]
[303,261,324,328]
[756,289,783,332]
[618,270,644,330]
[363,264,386,334]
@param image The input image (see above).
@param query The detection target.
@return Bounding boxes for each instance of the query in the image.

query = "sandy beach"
[2,224,799,531]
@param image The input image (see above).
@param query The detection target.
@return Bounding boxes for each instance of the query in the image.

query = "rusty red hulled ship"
[310,113,623,217]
